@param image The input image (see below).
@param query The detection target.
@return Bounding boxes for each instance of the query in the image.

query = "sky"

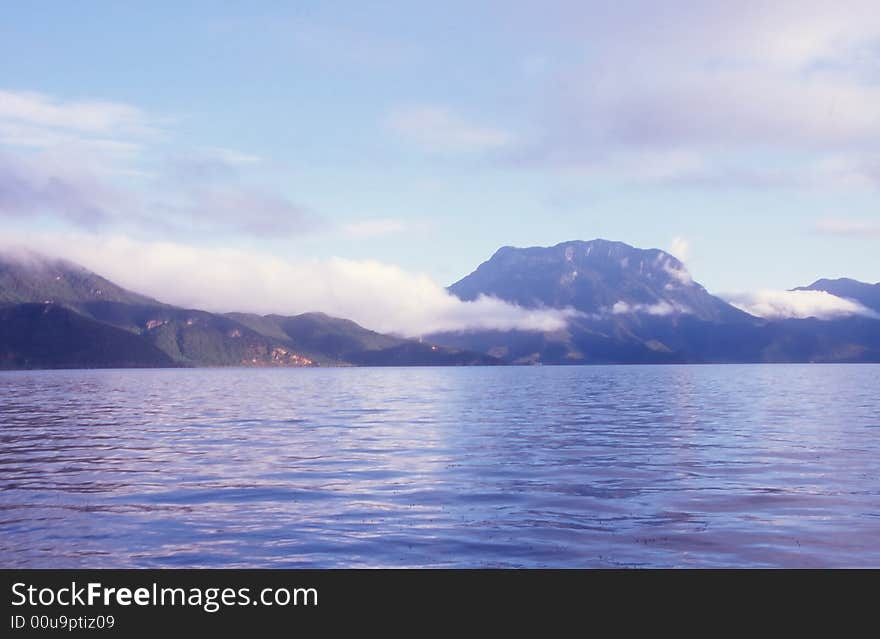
[1,1,879,333]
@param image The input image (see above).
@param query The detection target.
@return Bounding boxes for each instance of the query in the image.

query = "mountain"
[226,312,400,365]
[449,239,749,322]
[435,239,756,364]
[432,239,880,364]
[225,311,496,366]
[0,253,496,369]
[0,252,158,308]
[2,244,878,368]
[432,313,880,364]
[0,303,175,369]
[793,278,880,313]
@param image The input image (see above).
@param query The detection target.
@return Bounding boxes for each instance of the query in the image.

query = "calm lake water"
[1,365,878,568]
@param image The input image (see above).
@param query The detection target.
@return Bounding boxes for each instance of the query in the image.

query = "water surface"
[1,365,878,567]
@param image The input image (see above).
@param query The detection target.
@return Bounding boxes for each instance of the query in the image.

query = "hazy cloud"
[158,188,322,237]
[669,237,691,262]
[198,146,262,166]
[815,218,880,237]
[508,1,880,188]
[0,147,320,238]
[0,151,130,227]
[0,231,578,337]
[342,218,408,238]
[153,148,322,237]
[0,90,155,136]
[610,300,690,316]
[0,90,321,239]
[725,289,878,319]
[387,106,513,154]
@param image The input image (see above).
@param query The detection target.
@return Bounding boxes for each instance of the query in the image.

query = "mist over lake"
[2,364,878,568]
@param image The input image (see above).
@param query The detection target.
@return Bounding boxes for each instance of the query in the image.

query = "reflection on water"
[1,365,878,567]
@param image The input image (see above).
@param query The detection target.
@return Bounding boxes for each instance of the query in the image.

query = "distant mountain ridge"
[794,278,880,313]
[0,303,174,369]
[0,253,496,369]
[449,239,749,322]
[431,239,880,364]
[1,243,878,368]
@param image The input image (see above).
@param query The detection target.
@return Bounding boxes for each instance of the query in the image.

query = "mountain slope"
[450,239,750,322]
[227,311,496,366]
[0,303,175,369]
[2,246,876,368]
[434,240,879,364]
[227,312,398,364]
[0,252,159,308]
[69,301,315,367]
[431,313,880,364]
[0,253,496,369]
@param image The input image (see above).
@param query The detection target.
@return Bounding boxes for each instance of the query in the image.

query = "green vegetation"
[0,254,496,369]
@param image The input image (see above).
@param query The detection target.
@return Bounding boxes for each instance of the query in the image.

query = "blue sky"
[1,1,878,332]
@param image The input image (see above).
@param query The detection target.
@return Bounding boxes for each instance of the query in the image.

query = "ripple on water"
[0,364,878,567]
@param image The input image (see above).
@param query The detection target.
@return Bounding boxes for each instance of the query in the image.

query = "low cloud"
[725,289,878,319]
[610,300,690,316]
[0,143,320,239]
[342,218,408,238]
[0,232,577,337]
[157,187,322,237]
[669,237,691,262]
[0,151,129,227]
[387,106,513,154]
[198,146,262,166]
[657,253,693,286]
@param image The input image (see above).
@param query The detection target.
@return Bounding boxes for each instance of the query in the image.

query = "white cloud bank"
[0,232,577,337]
[725,289,878,320]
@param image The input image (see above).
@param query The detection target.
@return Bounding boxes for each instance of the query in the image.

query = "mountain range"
[0,253,496,369]
[433,240,880,364]
[1,240,878,369]
[793,278,880,313]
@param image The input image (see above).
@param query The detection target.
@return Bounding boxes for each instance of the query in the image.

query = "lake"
[1,365,878,568]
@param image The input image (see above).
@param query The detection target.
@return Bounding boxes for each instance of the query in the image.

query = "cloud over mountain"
[725,289,878,319]
[0,232,575,337]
